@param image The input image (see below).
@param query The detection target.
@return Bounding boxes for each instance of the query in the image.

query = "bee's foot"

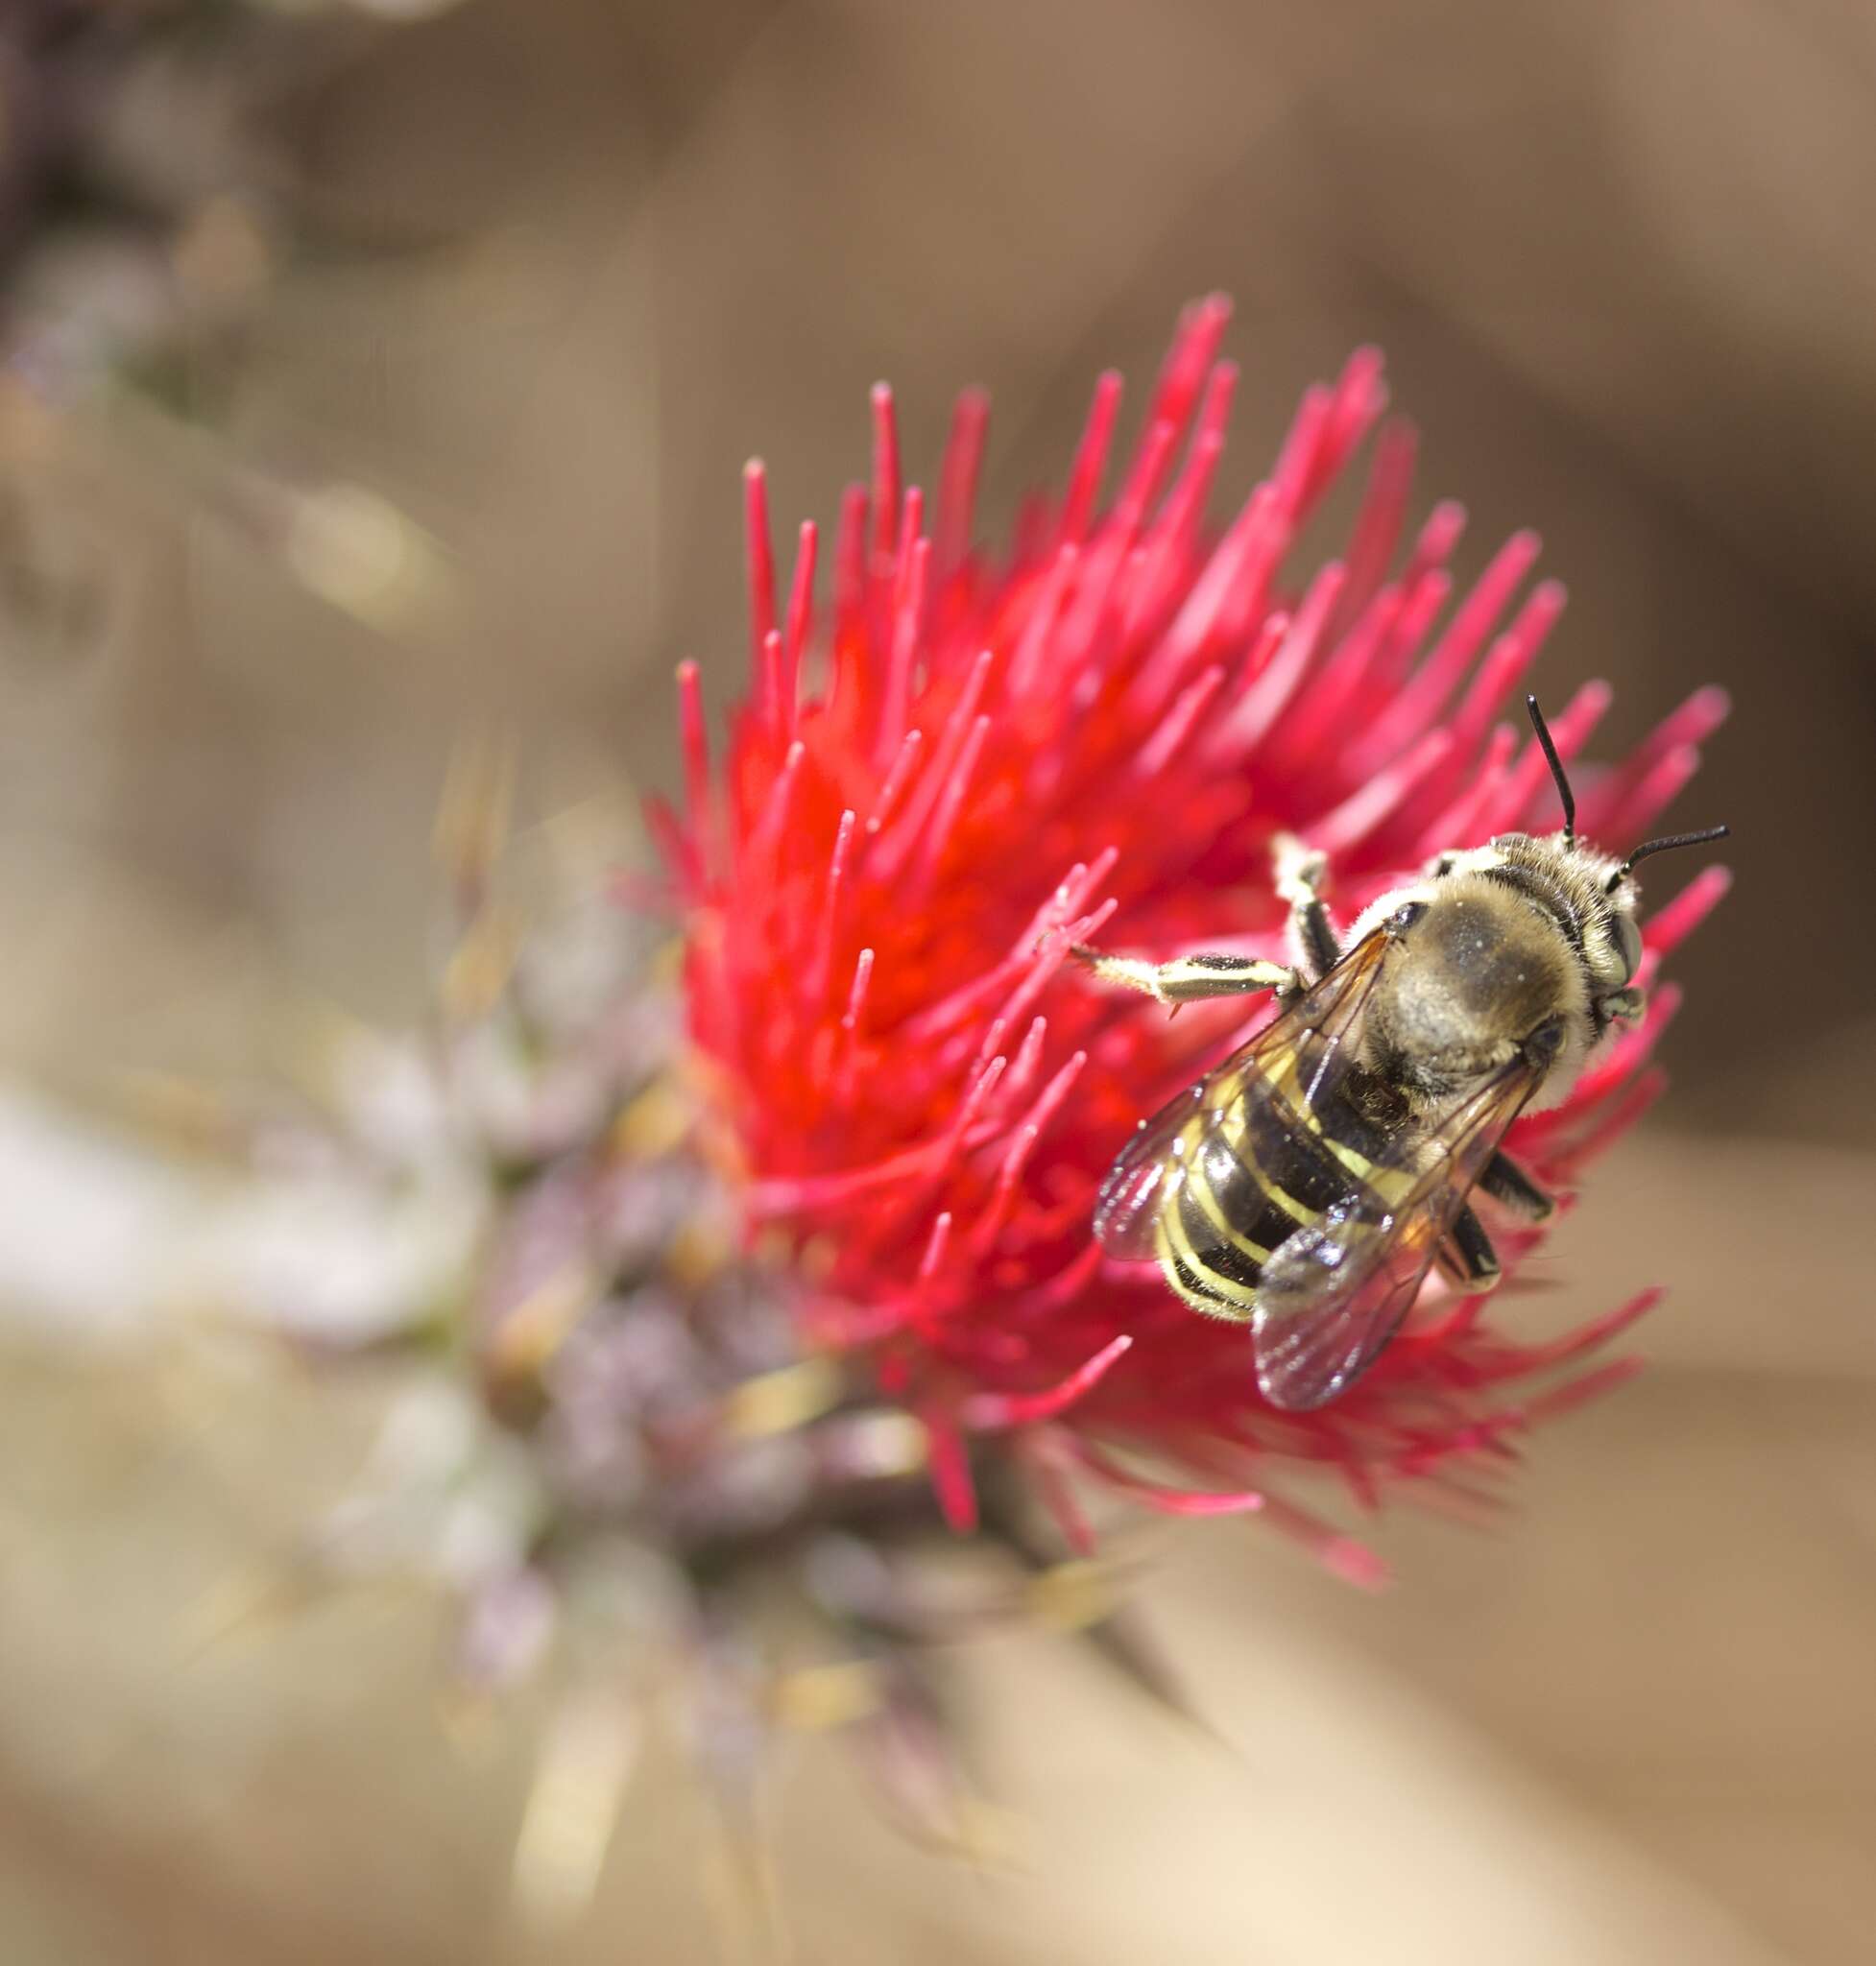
[1271,832,1328,904]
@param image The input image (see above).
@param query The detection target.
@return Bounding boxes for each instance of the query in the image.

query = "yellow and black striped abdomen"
[1149,1059,1398,1321]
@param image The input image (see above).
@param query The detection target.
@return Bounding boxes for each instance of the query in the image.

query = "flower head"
[188,302,1732,1912]
[671,298,1729,1574]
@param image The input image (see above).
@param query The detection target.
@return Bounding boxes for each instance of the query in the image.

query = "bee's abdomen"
[1152,1076,1387,1318]
[1159,1236,1256,1317]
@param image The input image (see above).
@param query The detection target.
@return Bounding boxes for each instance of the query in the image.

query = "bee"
[1072,696,1727,1412]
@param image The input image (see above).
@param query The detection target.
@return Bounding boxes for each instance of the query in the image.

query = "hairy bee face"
[1343,830,1648,1116]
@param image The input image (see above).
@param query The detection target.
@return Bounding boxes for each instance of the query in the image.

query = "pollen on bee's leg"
[1157,953,1290,1001]
[1270,831,1327,902]
[1067,945,1166,1000]
[1070,945,1287,1005]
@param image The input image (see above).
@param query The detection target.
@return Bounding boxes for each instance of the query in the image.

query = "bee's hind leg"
[1272,833,1341,982]
[1069,945,1295,1006]
[1441,1205,1503,1294]
[1479,1151,1556,1221]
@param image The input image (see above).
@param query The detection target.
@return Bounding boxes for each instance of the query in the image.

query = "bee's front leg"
[1600,987,1647,1026]
[1069,945,1295,1006]
[1272,833,1341,982]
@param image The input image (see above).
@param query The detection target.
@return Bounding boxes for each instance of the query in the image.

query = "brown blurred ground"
[2,2,1873,1962]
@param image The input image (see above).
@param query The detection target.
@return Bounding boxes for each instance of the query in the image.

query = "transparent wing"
[1092,929,1393,1261]
[1091,1079,1210,1259]
[1250,1044,1550,1411]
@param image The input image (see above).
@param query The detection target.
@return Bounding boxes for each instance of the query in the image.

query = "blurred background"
[2,2,1873,1961]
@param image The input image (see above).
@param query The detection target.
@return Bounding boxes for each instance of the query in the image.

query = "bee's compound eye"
[1613,913,1644,982]
[1388,900,1429,935]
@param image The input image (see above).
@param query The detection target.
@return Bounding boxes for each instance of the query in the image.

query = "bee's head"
[1351,697,1727,1115]
[1510,692,1728,1037]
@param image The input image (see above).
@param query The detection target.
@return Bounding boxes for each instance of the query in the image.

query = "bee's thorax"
[1344,831,1641,1115]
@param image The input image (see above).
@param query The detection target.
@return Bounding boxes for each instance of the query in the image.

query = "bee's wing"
[1091,1080,1210,1259]
[1250,1046,1549,1411]
[1092,928,1393,1261]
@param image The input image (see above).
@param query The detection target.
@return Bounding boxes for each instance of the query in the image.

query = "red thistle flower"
[667,299,1728,1580]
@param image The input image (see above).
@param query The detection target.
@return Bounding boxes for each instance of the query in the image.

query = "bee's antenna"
[1610,824,1731,889]
[1526,694,1575,845]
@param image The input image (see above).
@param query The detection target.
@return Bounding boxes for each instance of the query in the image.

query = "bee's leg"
[1068,945,1295,1005]
[1272,833,1341,982]
[1443,1205,1503,1294]
[1479,1151,1556,1221]
[1601,987,1647,1026]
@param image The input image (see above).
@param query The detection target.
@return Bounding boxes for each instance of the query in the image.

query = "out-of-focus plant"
[0,0,455,651]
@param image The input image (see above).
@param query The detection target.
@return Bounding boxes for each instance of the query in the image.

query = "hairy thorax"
[1359,879,1581,1107]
